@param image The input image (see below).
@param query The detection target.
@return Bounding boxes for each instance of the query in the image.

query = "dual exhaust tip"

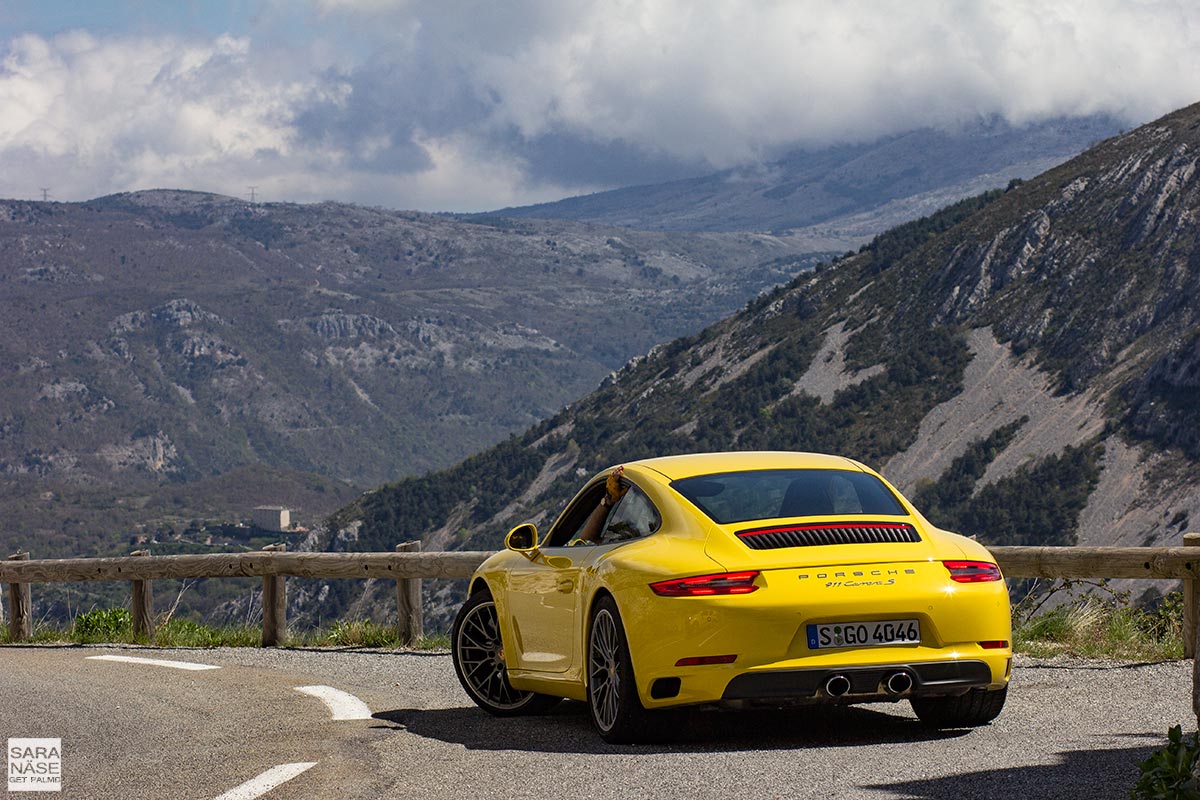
[822,671,913,698]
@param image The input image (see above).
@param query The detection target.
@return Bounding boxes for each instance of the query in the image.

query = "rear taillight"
[650,571,760,596]
[944,561,1002,583]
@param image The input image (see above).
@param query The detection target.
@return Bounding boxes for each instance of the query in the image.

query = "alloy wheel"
[589,608,621,731]
[455,599,530,710]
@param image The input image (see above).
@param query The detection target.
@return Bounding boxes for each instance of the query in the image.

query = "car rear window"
[671,468,907,525]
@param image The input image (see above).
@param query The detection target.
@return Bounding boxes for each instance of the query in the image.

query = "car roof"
[629,451,869,481]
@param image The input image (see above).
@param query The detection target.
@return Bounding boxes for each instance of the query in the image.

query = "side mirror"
[505,523,539,553]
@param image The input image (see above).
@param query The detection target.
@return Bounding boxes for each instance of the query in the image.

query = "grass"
[1012,589,1184,661]
[0,609,450,650]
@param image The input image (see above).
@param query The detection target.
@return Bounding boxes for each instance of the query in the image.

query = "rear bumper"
[621,558,1012,708]
[722,659,996,702]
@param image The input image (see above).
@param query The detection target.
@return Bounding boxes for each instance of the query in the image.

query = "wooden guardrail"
[1,544,492,646]
[2,542,1198,650]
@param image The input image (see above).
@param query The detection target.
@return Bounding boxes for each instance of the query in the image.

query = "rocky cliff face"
[320,103,1200,631]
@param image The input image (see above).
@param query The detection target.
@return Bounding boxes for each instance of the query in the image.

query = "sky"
[0,0,1198,213]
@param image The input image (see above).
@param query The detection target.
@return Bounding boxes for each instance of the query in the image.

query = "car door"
[505,552,585,673]
[505,479,664,675]
[504,482,606,673]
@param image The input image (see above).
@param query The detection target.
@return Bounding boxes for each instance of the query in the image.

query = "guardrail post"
[395,541,424,645]
[130,550,155,640]
[7,552,32,642]
[1185,533,1200,659]
[262,544,287,647]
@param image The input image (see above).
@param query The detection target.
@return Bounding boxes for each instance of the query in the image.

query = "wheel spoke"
[496,670,514,704]
[600,617,617,659]
[464,658,493,683]
[463,615,491,647]
[458,654,489,668]
[589,609,625,731]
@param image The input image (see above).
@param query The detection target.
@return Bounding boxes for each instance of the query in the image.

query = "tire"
[910,685,1008,728]
[451,590,560,717]
[587,595,653,743]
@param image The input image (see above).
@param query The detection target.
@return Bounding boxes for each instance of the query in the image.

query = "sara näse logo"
[8,738,62,792]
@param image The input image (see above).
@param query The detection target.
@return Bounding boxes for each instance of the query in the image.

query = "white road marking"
[86,654,220,671]
[294,685,373,720]
[212,762,317,800]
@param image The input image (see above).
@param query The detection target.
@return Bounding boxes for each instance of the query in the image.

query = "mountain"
[320,103,1200,630]
[0,191,817,559]
[493,115,1122,238]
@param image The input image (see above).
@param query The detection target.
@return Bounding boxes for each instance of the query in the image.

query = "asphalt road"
[0,645,1191,799]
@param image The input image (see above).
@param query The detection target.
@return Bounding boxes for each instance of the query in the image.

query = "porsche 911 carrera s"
[451,451,1011,743]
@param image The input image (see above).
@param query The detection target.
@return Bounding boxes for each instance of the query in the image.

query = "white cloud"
[403,131,592,210]
[2,1,1199,210]
[311,0,410,13]
[0,31,313,197]
[456,0,1200,165]
[0,28,576,210]
[240,130,592,211]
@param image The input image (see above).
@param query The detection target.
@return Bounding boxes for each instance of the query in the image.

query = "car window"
[546,483,607,546]
[828,475,865,513]
[671,469,906,525]
[601,486,662,544]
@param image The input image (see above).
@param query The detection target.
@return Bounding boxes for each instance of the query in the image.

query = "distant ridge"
[491,115,1122,235]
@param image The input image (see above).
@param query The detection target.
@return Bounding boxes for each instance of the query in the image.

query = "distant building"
[252,506,291,533]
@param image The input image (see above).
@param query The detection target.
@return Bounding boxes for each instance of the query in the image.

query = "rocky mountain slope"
[0,192,815,557]
[494,115,1122,235]
[321,103,1200,631]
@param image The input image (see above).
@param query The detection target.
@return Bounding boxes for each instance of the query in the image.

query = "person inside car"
[578,466,629,543]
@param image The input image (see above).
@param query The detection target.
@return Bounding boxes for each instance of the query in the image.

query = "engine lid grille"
[735,521,921,550]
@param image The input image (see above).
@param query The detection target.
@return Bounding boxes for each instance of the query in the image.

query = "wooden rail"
[0,546,491,646]
[0,550,490,583]
[1,544,1196,649]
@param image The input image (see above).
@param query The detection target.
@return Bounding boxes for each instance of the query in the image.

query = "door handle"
[556,578,575,593]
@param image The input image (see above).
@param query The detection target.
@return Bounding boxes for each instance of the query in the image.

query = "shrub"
[324,619,398,648]
[1019,607,1074,643]
[1013,586,1183,661]
[153,618,259,647]
[71,608,132,643]
[1132,725,1200,799]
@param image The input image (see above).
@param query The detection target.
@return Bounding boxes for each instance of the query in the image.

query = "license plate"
[806,619,921,650]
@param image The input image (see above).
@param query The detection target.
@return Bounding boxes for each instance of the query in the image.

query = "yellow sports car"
[451,451,1011,743]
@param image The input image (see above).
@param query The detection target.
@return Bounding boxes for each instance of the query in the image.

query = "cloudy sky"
[1,0,1198,212]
